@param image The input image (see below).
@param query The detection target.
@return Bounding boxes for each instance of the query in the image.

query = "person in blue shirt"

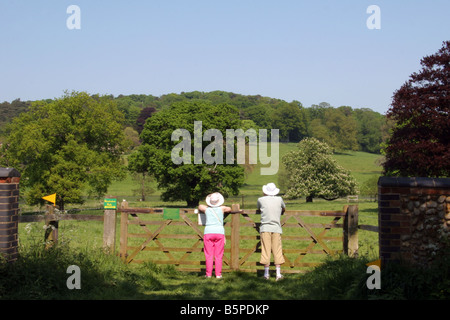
[198,192,231,278]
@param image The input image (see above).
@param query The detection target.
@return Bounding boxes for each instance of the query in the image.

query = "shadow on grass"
[140,270,304,300]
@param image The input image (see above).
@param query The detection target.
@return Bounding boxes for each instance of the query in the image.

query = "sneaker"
[216,275,222,279]
[275,275,284,281]
[205,275,211,279]
[263,275,270,280]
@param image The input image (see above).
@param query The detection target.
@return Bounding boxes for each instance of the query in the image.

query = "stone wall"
[0,168,20,263]
[378,177,450,267]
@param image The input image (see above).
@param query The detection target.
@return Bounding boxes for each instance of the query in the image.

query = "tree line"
[1,91,388,154]
[115,91,390,154]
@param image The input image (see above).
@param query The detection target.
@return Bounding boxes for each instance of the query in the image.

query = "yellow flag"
[42,193,56,205]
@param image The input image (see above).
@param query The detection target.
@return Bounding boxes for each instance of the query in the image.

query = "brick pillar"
[0,167,20,263]
[378,177,450,267]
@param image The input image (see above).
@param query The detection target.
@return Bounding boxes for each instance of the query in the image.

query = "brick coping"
[378,177,450,188]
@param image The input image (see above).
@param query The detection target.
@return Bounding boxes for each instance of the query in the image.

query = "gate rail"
[118,203,359,274]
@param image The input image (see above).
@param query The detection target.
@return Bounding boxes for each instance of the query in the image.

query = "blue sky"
[1,1,449,114]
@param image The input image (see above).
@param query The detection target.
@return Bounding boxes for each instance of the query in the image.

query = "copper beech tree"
[383,41,450,177]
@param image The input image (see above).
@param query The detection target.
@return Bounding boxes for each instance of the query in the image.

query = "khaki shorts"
[260,232,285,265]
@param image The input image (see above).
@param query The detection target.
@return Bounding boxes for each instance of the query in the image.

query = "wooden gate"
[118,203,238,271]
[118,202,358,274]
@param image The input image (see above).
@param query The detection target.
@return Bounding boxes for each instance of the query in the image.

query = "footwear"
[205,275,212,279]
[275,275,284,281]
[263,275,270,280]
[216,275,222,279]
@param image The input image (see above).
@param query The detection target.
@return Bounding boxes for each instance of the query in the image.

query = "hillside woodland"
[0,91,389,154]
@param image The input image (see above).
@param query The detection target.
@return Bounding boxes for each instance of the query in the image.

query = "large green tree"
[280,138,358,202]
[0,91,127,210]
[309,107,358,151]
[271,101,307,142]
[130,101,245,207]
[353,108,385,154]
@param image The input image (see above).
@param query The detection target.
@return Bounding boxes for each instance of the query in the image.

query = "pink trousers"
[204,233,225,277]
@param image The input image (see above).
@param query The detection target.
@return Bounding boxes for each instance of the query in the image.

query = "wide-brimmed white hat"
[262,183,280,196]
[206,192,225,207]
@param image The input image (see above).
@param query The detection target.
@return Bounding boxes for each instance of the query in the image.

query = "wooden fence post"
[343,205,358,257]
[103,209,116,253]
[230,204,241,270]
[44,204,58,249]
[119,201,129,260]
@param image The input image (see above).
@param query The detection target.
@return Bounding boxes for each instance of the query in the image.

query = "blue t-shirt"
[204,207,225,235]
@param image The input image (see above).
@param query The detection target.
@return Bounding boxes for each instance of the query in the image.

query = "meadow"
[5,143,387,300]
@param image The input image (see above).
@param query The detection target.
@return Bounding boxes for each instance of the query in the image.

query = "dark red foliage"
[136,106,157,134]
[384,41,450,177]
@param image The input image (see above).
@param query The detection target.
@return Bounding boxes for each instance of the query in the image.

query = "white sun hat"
[262,183,280,196]
[205,192,225,207]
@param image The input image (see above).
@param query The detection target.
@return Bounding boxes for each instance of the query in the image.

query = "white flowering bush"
[282,138,358,202]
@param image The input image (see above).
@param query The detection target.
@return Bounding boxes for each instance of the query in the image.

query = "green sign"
[104,198,117,210]
[163,208,180,220]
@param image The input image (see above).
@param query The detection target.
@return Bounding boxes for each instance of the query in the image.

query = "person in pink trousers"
[198,193,231,278]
